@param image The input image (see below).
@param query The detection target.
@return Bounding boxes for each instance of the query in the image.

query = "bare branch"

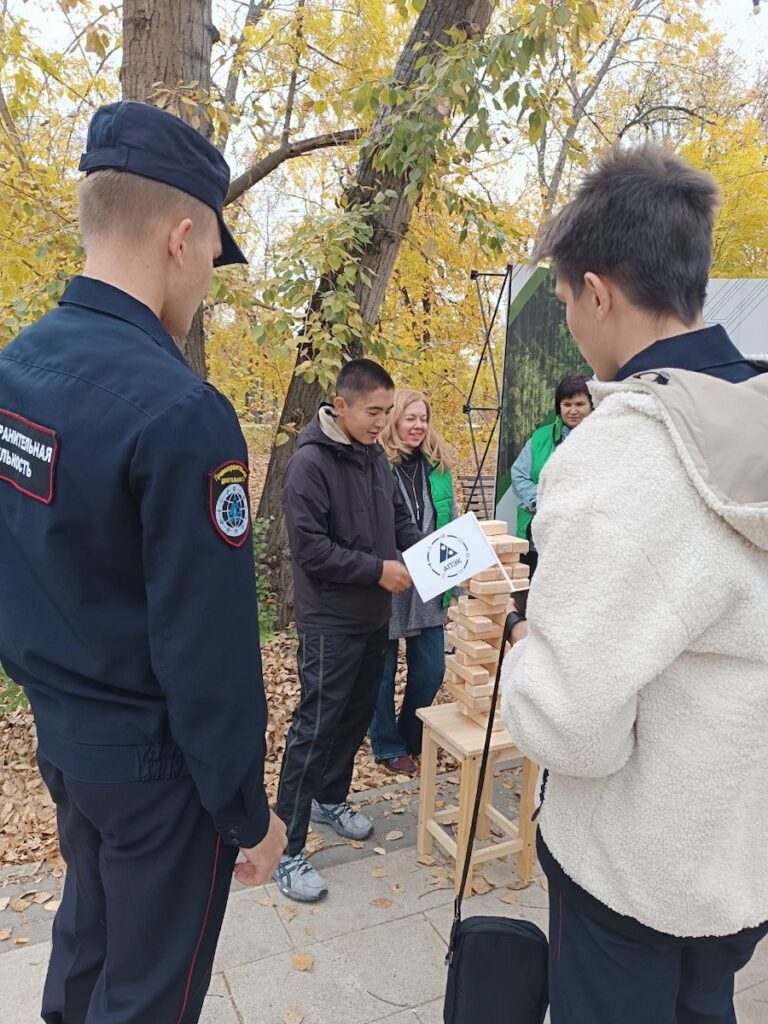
[282,0,306,146]
[225,128,362,204]
[220,0,274,151]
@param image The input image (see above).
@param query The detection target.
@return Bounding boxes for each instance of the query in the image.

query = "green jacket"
[515,417,565,540]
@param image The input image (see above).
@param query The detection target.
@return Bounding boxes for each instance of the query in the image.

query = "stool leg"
[417,727,438,856]
[475,753,495,841]
[455,755,481,898]
[516,757,538,882]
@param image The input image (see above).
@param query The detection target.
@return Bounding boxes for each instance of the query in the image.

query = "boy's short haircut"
[555,373,593,414]
[337,359,394,399]
[78,169,208,247]
[534,144,720,325]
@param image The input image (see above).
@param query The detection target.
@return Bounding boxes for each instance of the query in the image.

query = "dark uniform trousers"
[276,628,389,856]
[39,756,238,1024]
[549,883,768,1024]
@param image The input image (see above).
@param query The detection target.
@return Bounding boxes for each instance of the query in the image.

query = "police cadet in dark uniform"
[0,101,286,1023]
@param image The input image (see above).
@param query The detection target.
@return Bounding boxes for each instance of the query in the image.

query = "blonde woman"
[369,390,458,775]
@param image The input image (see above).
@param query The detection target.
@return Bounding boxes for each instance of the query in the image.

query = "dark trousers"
[38,755,237,1024]
[369,626,445,761]
[549,886,768,1023]
[276,627,389,856]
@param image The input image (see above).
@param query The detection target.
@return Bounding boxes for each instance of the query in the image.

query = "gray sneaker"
[273,853,328,903]
[310,799,373,840]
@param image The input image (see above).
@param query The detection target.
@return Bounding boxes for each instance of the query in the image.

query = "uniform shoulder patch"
[209,461,251,547]
[0,408,59,504]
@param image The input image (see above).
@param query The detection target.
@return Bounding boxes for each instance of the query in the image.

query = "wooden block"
[450,633,496,660]
[447,682,491,712]
[461,705,505,730]
[511,563,530,579]
[448,606,493,635]
[469,590,509,606]
[455,649,497,669]
[446,654,490,687]
[444,668,460,685]
[479,520,508,536]
[489,535,529,555]
[455,622,504,642]
[512,580,530,592]
[464,678,496,698]
[468,566,505,583]
[469,579,512,598]
[460,597,508,620]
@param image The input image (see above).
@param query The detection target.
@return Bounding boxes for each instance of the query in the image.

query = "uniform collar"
[613,324,745,381]
[59,276,189,367]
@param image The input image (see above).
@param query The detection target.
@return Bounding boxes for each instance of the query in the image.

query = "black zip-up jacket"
[282,406,422,634]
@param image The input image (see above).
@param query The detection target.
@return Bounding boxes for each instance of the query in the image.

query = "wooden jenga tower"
[445,520,529,730]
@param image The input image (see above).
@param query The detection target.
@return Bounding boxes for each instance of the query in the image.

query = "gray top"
[390,459,457,641]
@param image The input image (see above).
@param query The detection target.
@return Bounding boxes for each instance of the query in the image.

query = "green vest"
[515,417,565,540]
[392,459,455,606]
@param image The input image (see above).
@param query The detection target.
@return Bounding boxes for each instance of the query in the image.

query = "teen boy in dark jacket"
[275,359,421,901]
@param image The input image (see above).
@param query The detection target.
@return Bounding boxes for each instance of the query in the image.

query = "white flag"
[402,512,501,603]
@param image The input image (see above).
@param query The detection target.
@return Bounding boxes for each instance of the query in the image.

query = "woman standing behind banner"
[369,390,459,776]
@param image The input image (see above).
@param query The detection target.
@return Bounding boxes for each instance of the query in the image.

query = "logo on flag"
[427,533,470,580]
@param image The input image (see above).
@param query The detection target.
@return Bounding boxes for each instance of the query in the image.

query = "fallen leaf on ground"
[0,897,8,913]
[497,892,517,905]
[373,847,386,856]
[256,897,276,908]
[283,1009,304,1024]
[385,830,404,842]
[371,868,386,878]
[539,878,549,893]
[291,953,315,972]
[371,898,392,909]
[0,928,11,941]
[282,906,299,922]
[390,884,404,895]
[32,892,54,904]
[417,855,436,866]
[9,898,30,913]
[15,937,29,945]
[502,779,515,790]
[472,877,494,896]
[305,834,325,855]
[429,878,453,890]
[507,879,532,890]
[349,840,365,849]
[45,900,61,913]
[434,800,445,809]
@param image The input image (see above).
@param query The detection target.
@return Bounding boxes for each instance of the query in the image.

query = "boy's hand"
[379,560,413,593]
[234,811,287,886]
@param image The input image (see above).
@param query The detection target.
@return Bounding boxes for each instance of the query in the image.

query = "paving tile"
[413,998,444,1024]
[213,887,292,973]
[734,978,768,1024]
[425,889,549,946]
[267,849,455,947]
[226,914,447,1024]
[0,940,50,1024]
[735,933,768,993]
[200,989,240,1024]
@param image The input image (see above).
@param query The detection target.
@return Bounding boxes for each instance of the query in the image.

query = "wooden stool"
[416,703,537,897]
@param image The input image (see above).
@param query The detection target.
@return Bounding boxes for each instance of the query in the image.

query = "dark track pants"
[276,628,389,856]
[38,755,237,1024]
[549,885,768,1024]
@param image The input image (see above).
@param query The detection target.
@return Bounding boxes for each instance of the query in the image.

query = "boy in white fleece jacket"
[501,144,768,1023]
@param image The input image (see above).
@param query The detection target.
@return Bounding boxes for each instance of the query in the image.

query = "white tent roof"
[704,279,767,358]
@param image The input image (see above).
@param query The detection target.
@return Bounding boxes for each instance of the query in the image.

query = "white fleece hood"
[590,363,768,550]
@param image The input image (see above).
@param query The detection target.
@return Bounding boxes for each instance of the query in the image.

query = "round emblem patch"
[209,462,251,547]
[426,533,470,582]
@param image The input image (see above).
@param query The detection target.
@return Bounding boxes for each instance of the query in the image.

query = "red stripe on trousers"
[177,834,222,1024]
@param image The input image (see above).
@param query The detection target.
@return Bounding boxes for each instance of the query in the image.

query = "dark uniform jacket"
[282,406,422,635]
[0,277,269,848]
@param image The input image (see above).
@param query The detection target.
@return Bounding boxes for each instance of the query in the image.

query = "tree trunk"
[121,0,216,378]
[258,0,493,628]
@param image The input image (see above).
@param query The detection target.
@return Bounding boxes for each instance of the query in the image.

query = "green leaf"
[554,4,572,27]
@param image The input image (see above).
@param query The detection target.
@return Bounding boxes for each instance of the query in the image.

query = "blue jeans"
[369,626,445,761]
